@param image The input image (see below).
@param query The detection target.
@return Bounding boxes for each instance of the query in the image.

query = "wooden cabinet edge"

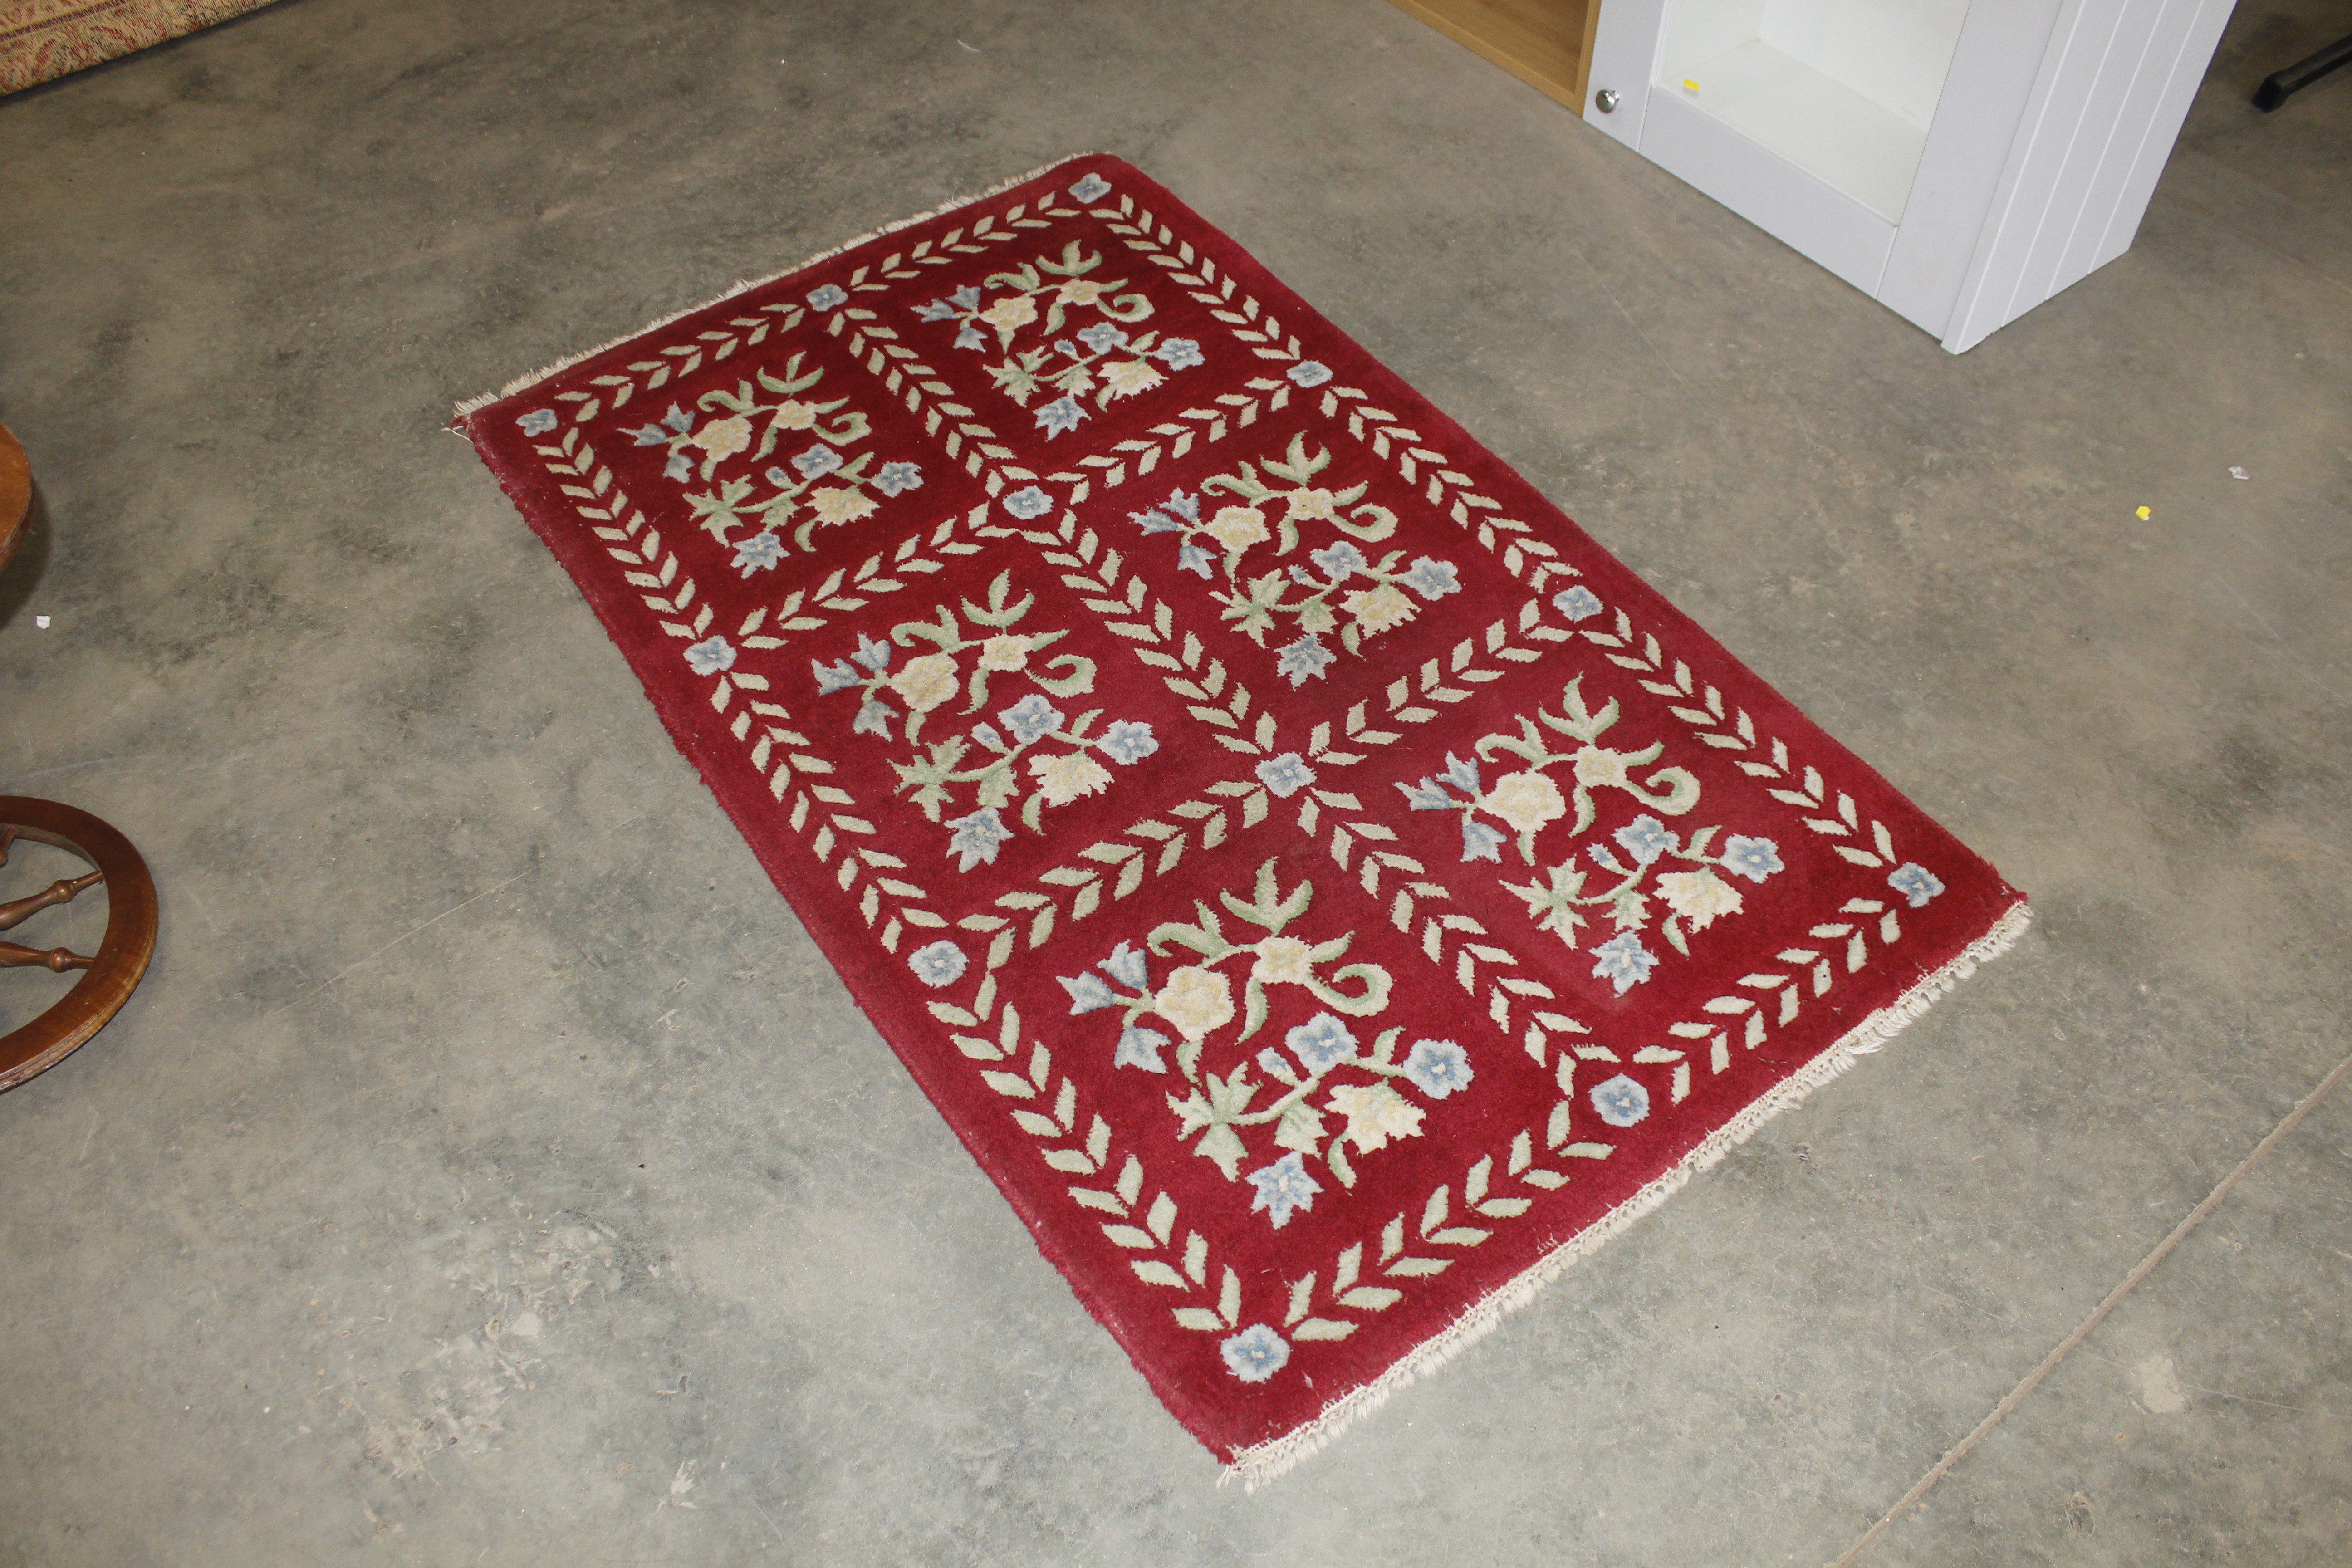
[1382,0,1604,113]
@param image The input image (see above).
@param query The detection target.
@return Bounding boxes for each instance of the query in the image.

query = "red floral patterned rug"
[457,154,2028,1487]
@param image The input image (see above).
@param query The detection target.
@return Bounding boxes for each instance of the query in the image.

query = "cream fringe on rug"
[1221,899,2033,1490]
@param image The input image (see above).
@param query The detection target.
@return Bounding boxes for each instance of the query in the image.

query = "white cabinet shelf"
[1582,0,2235,351]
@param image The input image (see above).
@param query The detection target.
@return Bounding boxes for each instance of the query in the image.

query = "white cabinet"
[1582,0,2237,351]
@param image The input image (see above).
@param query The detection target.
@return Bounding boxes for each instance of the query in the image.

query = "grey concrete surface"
[1,1,2346,1563]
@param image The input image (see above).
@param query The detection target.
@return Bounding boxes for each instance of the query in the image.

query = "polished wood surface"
[0,799,158,1092]
[0,421,27,578]
[1385,0,1602,112]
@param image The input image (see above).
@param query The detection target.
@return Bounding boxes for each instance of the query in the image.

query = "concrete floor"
[3,0,2347,1562]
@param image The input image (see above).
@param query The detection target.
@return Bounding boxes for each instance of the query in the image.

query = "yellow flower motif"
[887,652,960,713]
[1152,965,1235,1041]
[1283,488,1338,522]
[1656,868,1743,931]
[979,294,1039,333]
[1056,279,1107,306]
[978,635,1030,673]
[1250,936,1314,987]
[1343,582,1417,636]
[1204,506,1270,553]
[1098,358,1165,399]
[1483,771,1567,837]
[690,415,752,458]
[807,487,877,526]
[1326,1082,1426,1153]
[1028,750,1112,806]
[1573,746,1630,789]
[769,400,820,430]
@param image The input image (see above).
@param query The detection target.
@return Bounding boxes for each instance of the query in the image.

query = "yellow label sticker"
[2135,505,2151,519]
[1684,78,1700,92]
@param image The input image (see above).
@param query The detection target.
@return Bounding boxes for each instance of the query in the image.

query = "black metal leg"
[2254,30,2352,111]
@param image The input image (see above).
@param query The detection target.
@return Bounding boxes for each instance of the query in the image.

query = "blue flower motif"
[659,404,694,434]
[732,531,784,576]
[811,658,860,694]
[1402,556,1461,600]
[1114,1024,1171,1072]
[1286,361,1333,388]
[1887,862,1945,908]
[1462,819,1505,862]
[1396,776,1455,811]
[1076,322,1130,353]
[1287,1014,1359,1074]
[625,422,669,446]
[874,461,923,497]
[1589,1072,1651,1127]
[852,698,896,739]
[1001,485,1054,520]
[1068,171,1112,203]
[970,722,1007,752]
[1131,505,1183,535]
[1099,720,1159,765]
[1310,542,1367,582]
[806,283,848,311]
[914,299,960,322]
[1000,694,1065,744]
[1177,541,1216,579]
[1059,970,1118,1013]
[1275,634,1334,687]
[1441,754,1482,793]
[1101,940,1149,990]
[1719,835,1784,883]
[1160,489,1200,521]
[1615,816,1673,866]
[792,442,842,479]
[954,323,986,352]
[950,286,981,310]
[1587,843,1627,874]
[663,451,693,482]
[684,635,736,676]
[1256,753,1318,798]
[1246,1152,1322,1230]
[1034,395,1088,437]
[1402,1039,1475,1099]
[908,939,968,988]
[1554,586,1603,622]
[1589,933,1656,995]
[852,633,893,671]
[946,806,1012,871]
[1154,338,1204,370]
[516,408,558,436]
[1220,1323,1289,1383]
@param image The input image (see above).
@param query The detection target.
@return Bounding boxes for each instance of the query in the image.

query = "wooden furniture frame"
[1387,0,1605,111]
[0,800,159,1091]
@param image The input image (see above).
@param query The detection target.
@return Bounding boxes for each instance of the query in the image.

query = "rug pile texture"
[458,154,2027,1485]
[0,0,276,93]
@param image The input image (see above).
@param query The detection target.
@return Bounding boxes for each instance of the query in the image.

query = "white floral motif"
[1054,861,1468,1208]
[910,238,1200,412]
[621,354,920,554]
[1887,862,1944,907]
[1220,1323,1288,1382]
[908,940,968,988]
[1131,433,1462,680]
[1246,1152,1322,1229]
[1589,1073,1651,1127]
[808,573,1155,856]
